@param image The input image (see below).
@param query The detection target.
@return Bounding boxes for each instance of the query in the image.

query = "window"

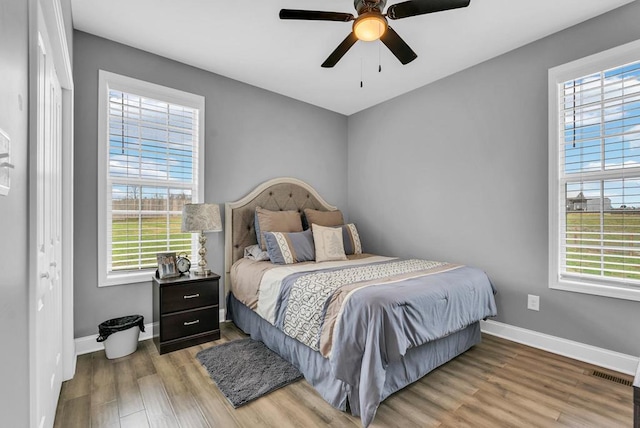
[98,71,205,286]
[549,40,640,301]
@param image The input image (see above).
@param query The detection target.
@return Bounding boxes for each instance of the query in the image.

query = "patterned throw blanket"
[273,259,462,356]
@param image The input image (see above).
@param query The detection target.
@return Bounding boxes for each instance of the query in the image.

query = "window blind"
[560,60,640,284]
[106,90,199,272]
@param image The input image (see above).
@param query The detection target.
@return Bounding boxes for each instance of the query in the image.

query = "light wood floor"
[54,322,634,427]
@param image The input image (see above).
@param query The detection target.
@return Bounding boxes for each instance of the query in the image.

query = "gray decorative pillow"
[340,223,362,255]
[264,229,315,264]
[255,206,303,250]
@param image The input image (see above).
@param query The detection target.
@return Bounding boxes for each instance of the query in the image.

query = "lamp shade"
[181,203,222,233]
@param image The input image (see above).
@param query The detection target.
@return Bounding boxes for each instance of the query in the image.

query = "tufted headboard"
[224,177,337,293]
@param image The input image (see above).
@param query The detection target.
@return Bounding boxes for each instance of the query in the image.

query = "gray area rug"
[196,338,303,408]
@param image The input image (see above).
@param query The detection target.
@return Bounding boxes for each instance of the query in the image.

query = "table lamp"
[181,203,222,276]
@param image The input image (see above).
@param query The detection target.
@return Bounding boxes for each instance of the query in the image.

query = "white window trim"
[548,38,640,302]
[97,70,205,287]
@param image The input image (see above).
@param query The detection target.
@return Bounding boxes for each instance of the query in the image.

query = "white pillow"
[243,244,270,261]
[312,224,347,262]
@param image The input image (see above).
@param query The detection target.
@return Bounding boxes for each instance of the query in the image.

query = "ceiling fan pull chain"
[379,42,382,73]
[361,58,364,88]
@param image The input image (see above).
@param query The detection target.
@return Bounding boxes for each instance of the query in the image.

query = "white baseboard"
[481,319,639,375]
[75,309,226,356]
[75,322,156,356]
[73,315,637,376]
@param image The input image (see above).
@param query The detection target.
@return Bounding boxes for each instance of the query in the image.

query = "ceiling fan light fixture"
[353,13,387,41]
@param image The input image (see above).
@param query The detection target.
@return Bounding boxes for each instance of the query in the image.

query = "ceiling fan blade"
[379,26,417,65]
[279,9,355,22]
[321,32,359,68]
[387,0,470,20]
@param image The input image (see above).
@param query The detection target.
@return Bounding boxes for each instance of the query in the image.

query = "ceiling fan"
[280,0,470,68]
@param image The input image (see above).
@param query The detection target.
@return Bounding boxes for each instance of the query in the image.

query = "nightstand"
[152,272,220,354]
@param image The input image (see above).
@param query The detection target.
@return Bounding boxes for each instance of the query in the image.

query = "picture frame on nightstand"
[156,252,179,279]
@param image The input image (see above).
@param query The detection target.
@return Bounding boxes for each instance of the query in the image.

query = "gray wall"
[0,0,31,424]
[74,3,640,358]
[73,31,348,337]
[348,2,640,356]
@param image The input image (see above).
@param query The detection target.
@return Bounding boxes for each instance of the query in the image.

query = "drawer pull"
[183,320,200,326]
[183,293,200,299]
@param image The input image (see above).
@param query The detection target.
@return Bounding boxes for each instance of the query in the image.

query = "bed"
[224,177,497,427]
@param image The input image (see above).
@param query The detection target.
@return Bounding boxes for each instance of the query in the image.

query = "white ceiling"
[70,0,635,115]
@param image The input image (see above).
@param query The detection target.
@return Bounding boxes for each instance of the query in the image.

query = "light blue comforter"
[271,259,497,426]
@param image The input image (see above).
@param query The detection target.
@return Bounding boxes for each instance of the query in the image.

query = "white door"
[34,22,63,428]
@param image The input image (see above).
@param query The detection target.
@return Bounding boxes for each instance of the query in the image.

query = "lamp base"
[193,268,212,276]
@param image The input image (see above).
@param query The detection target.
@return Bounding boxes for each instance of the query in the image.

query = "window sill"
[551,278,640,302]
[99,269,156,287]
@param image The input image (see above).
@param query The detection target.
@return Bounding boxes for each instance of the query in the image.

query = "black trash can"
[96,315,145,359]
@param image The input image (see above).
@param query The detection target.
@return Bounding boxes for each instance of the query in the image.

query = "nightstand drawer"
[162,281,217,313]
[161,306,218,341]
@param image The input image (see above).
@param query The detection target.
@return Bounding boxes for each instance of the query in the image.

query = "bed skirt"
[227,292,481,425]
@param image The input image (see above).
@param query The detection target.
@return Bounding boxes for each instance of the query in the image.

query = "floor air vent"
[589,370,633,387]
